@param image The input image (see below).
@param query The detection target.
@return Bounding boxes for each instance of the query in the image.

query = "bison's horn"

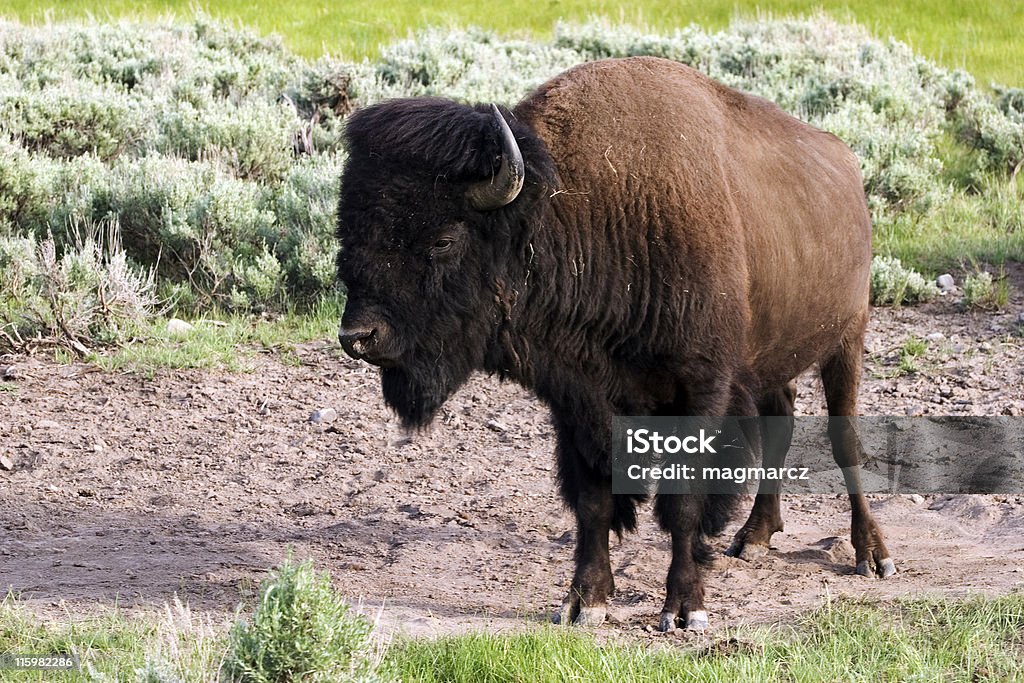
[467,104,525,210]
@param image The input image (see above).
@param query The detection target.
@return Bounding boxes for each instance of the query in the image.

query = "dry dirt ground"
[2,289,1024,639]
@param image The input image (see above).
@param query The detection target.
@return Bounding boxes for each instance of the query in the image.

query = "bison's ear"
[466,104,525,211]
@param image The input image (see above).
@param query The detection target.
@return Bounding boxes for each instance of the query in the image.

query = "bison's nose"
[338,324,398,366]
[339,326,377,359]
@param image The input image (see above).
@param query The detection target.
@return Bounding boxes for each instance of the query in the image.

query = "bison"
[335,56,894,631]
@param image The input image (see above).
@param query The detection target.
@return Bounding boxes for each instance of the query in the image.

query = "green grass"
[2,591,1023,682]
[896,335,928,375]
[385,595,1024,681]
[0,594,227,682]
[878,177,1024,273]
[86,296,343,376]
[2,1,1022,85]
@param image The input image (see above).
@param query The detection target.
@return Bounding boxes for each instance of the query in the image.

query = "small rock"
[925,332,944,342]
[166,318,194,336]
[909,493,925,505]
[289,503,317,517]
[486,419,508,433]
[0,455,14,471]
[309,408,338,423]
[979,342,993,352]
[936,274,955,292]
[35,419,60,430]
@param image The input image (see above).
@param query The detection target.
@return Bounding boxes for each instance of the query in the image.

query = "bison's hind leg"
[822,328,896,579]
[726,382,795,560]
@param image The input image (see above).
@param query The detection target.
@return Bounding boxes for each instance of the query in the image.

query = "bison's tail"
[696,493,740,566]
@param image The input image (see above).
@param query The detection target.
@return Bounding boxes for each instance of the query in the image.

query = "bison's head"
[336,98,540,428]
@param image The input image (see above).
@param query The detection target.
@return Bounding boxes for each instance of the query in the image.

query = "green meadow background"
[3,0,1022,85]
[1,3,1021,351]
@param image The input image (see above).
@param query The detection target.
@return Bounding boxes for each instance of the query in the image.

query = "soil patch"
[2,293,1023,637]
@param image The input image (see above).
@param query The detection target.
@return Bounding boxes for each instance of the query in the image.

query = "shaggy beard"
[381,355,474,430]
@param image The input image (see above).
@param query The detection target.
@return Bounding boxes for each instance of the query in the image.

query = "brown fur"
[336,56,892,630]
[514,57,870,391]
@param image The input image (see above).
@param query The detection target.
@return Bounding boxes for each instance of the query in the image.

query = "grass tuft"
[962,267,1011,310]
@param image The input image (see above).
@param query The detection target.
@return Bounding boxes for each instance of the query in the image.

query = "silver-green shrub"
[869,255,940,306]
[155,99,298,183]
[961,269,1008,310]
[1,14,1022,345]
[224,558,383,683]
[0,217,157,352]
[272,153,347,297]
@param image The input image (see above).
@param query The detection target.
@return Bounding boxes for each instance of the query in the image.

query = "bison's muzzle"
[338,322,397,367]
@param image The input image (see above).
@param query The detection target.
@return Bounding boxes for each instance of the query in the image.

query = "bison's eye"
[432,237,455,254]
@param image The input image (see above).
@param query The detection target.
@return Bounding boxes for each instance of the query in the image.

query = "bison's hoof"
[553,602,606,627]
[574,606,607,627]
[855,557,897,578]
[685,610,709,631]
[658,612,678,632]
[725,539,769,561]
[658,610,708,632]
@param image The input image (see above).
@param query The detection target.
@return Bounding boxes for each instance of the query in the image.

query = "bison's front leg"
[657,381,757,631]
[547,398,629,627]
[552,467,615,627]
[654,493,712,631]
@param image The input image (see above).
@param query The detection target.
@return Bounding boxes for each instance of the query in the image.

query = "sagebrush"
[224,558,384,683]
[869,255,940,306]
[1,16,1022,349]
